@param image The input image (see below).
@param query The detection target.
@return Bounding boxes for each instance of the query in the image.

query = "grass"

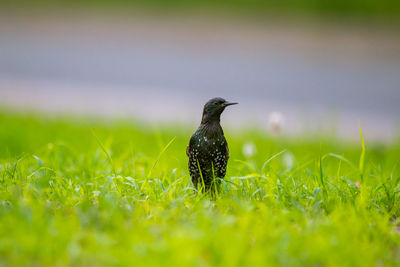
[0,110,399,266]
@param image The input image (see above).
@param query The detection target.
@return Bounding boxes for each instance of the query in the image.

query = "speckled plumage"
[187,97,237,192]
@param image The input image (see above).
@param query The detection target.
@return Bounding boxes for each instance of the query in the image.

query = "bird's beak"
[223,101,238,107]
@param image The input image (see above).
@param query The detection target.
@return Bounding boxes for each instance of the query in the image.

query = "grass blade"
[91,129,116,177]
[359,123,366,183]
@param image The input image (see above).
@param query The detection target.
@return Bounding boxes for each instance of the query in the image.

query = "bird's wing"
[225,142,230,160]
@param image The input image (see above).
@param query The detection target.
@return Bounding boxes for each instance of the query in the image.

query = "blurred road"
[1,13,399,140]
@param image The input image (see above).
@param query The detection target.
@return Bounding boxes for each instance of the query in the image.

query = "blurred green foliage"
[0,111,399,265]
[3,0,400,20]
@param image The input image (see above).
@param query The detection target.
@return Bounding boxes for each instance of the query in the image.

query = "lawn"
[0,111,399,266]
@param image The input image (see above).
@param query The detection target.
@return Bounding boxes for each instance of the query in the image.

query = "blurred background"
[1,0,399,141]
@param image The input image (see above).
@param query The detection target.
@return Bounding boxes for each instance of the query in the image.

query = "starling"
[187,97,238,192]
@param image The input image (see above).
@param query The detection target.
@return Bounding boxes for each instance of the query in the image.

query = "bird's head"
[201,97,238,124]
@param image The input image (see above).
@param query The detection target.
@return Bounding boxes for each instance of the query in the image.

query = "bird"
[186,97,238,193]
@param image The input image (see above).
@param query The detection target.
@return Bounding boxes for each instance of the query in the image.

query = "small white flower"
[282,152,295,170]
[242,142,256,158]
[92,191,101,196]
[268,111,284,135]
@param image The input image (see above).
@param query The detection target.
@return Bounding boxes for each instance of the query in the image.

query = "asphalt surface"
[1,13,399,140]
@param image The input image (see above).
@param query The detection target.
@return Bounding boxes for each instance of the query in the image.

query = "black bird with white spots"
[186,97,238,192]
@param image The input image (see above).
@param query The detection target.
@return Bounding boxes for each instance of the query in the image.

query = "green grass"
[0,110,399,266]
